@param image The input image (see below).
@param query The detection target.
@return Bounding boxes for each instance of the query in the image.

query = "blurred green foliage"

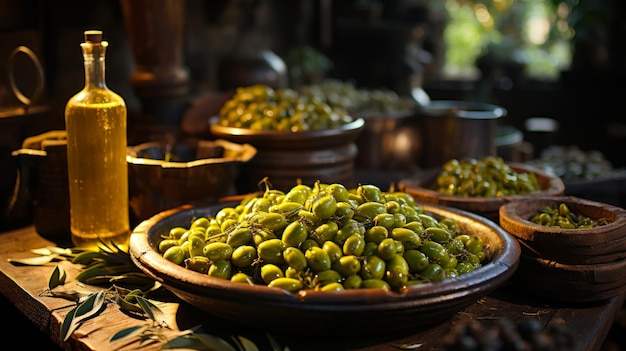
[442,0,573,79]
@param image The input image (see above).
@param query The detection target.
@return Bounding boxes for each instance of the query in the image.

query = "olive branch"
[9,241,289,351]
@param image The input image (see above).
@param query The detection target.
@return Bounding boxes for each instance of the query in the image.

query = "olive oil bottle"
[65,30,130,251]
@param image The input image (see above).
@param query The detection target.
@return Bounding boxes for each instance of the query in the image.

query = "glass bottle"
[65,30,130,251]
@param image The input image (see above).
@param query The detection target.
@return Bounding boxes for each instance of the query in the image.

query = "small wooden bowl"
[499,196,626,264]
[397,163,565,222]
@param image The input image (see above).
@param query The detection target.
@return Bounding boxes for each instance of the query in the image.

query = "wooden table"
[0,224,624,351]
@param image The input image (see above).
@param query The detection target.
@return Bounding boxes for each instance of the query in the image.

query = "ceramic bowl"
[129,201,520,334]
[397,163,565,222]
[499,195,626,302]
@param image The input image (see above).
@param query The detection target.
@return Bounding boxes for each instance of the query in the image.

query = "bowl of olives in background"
[129,182,520,334]
[209,84,365,193]
[397,156,566,222]
[499,195,626,302]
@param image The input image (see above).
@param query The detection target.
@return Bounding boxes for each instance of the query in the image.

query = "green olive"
[361,278,390,290]
[282,221,309,247]
[331,255,361,277]
[257,238,287,264]
[343,233,365,256]
[208,260,232,280]
[202,242,232,262]
[312,194,338,219]
[361,255,386,280]
[403,249,429,272]
[343,274,363,289]
[386,254,409,288]
[231,272,254,284]
[227,227,253,248]
[283,247,307,271]
[261,263,285,284]
[391,227,421,249]
[365,225,389,244]
[322,240,343,263]
[268,277,303,292]
[231,245,257,268]
[376,238,397,261]
[305,246,332,272]
[312,221,339,245]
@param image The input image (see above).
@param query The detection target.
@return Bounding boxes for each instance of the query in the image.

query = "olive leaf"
[48,265,67,290]
[232,335,260,351]
[391,342,424,349]
[40,289,91,303]
[60,291,106,341]
[32,246,73,257]
[109,325,148,343]
[8,255,58,266]
[135,295,165,324]
[164,331,238,351]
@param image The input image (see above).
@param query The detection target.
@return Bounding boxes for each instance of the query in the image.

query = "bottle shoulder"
[67,87,126,108]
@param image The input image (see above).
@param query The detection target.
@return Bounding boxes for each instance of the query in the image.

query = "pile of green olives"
[433,156,541,197]
[158,181,488,293]
[216,84,355,131]
[530,203,610,229]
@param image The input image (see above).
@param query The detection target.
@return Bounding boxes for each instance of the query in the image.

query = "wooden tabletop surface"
[0,224,624,351]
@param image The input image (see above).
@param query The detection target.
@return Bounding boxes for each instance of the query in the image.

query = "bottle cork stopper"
[84,30,103,44]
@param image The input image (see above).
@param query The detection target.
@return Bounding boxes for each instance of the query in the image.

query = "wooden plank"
[0,225,623,351]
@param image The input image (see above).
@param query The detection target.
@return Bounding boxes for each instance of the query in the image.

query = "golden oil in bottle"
[65,30,129,251]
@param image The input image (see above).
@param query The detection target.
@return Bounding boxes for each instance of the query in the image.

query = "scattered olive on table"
[158,180,488,293]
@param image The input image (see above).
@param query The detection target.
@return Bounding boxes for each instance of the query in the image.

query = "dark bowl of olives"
[499,195,626,302]
[126,138,257,223]
[129,183,520,334]
[397,157,565,222]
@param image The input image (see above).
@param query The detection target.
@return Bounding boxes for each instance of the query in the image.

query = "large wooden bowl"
[397,163,565,222]
[129,201,520,334]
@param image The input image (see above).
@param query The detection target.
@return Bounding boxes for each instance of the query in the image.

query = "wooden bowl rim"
[499,195,626,240]
[129,201,520,307]
[398,163,565,208]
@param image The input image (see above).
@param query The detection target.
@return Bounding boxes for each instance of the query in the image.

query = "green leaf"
[75,263,138,283]
[234,336,259,351]
[110,326,148,343]
[60,291,106,341]
[71,251,108,265]
[48,265,66,290]
[165,333,237,351]
[8,255,57,266]
[135,295,165,324]
[40,289,90,302]
[267,333,287,351]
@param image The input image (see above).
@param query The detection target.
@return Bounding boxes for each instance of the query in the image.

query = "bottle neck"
[81,41,108,89]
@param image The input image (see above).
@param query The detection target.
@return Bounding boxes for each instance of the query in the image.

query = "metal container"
[416,100,506,168]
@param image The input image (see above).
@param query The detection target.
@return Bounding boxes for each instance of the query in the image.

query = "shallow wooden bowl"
[209,117,365,150]
[397,163,565,222]
[499,196,626,264]
[129,202,520,334]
